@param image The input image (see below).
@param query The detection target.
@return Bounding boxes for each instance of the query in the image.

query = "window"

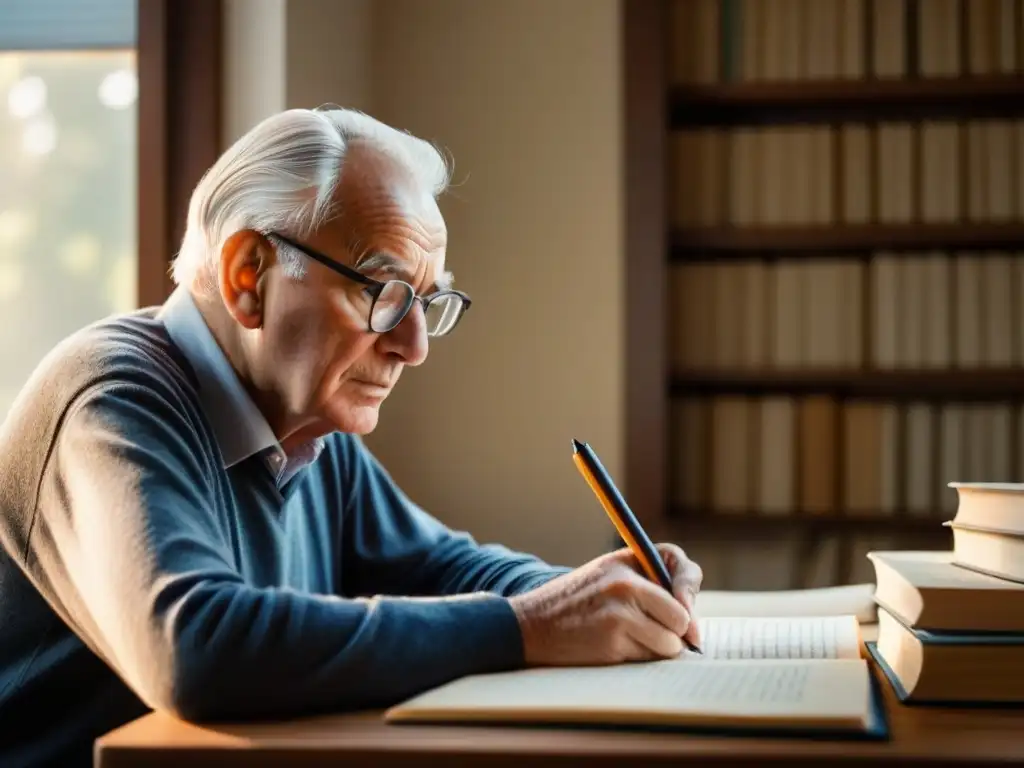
[0,0,136,417]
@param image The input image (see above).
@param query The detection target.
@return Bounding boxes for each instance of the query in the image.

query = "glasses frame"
[267,232,472,336]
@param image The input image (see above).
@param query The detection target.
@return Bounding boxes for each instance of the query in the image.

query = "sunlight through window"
[0,50,137,417]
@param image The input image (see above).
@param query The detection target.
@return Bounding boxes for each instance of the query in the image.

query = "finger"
[626,570,692,638]
[652,545,703,649]
[683,612,702,650]
[657,543,703,608]
[615,632,665,664]
[664,545,703,604]
[623,605,684,659]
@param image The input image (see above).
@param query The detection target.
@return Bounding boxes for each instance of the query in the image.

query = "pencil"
[571,438,702,654]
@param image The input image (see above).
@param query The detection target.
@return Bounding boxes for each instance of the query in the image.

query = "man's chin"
[327,402,381,435]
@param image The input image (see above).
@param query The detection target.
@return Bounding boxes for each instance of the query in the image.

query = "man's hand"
[508,543,703,666]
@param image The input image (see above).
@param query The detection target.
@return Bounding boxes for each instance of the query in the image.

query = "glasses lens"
[370,281,415,332]
[424,293,465,337]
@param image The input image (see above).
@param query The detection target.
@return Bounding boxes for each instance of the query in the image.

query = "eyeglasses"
[268,232,471,337]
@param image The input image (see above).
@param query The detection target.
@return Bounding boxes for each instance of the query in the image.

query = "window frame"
[137,0,223,306]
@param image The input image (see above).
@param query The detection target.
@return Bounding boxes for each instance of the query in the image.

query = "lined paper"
[696,615,861,661]
[387,657,871,724]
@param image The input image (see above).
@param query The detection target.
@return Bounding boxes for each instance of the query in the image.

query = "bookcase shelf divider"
[670,369,1024,400]
[672,223,1024,254]
[670,75,1024,127]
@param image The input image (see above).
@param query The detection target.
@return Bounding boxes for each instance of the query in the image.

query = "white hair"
[171,106,452,296]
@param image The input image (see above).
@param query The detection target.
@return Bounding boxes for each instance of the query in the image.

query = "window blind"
[0,0,136,50]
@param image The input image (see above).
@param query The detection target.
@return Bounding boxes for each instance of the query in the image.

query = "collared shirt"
[157,287,323,486]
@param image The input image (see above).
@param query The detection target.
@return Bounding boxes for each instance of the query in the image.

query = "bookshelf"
[622,0,1024,588]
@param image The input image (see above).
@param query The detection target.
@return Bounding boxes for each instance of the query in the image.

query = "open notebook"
[386,613,887,739]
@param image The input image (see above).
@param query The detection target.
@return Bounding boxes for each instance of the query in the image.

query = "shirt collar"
[157,287,321,481]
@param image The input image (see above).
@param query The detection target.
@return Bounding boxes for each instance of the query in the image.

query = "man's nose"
[378,302,429,365]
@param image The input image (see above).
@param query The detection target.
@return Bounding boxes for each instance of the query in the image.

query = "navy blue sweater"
[0,308,567,767]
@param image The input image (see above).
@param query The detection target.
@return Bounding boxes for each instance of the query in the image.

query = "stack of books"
[866,482,1024,705]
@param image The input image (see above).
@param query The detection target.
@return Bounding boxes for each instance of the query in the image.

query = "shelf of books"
[663,0,1024,558]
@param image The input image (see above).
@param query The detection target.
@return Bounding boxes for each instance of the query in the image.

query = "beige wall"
[221,0,374,145]
[222,0,286,147]
[222,0,623,567]
[284,0,373,114]
[365,0,624,567]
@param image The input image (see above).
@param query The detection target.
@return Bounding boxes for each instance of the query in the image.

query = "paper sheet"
[695,583,877,623]
[695,615,862,661]
[389,657,871,722]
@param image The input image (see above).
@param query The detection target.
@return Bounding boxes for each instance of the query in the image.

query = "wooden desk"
[95,631,1024,768]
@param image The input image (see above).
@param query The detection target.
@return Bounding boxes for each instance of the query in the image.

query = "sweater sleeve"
[30,379,535,722]
[338,435,571,599]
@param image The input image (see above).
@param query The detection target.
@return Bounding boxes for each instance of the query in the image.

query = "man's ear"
[219,230,273,329]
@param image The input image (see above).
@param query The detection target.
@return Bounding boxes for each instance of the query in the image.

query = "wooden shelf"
[670,75,1024,127]
[657,510,953,537]
[670,223,1024,256]
[670,369,1024,400]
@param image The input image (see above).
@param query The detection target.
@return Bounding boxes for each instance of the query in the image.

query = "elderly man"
[0,108,702,767]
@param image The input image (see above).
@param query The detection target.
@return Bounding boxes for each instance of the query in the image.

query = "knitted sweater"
[0,306,566,767]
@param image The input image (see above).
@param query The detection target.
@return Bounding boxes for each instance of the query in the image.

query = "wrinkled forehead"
[310,143,450,286]
[338,141,446,236]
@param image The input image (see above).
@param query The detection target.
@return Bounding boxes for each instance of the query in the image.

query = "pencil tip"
[571,438,584,452]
